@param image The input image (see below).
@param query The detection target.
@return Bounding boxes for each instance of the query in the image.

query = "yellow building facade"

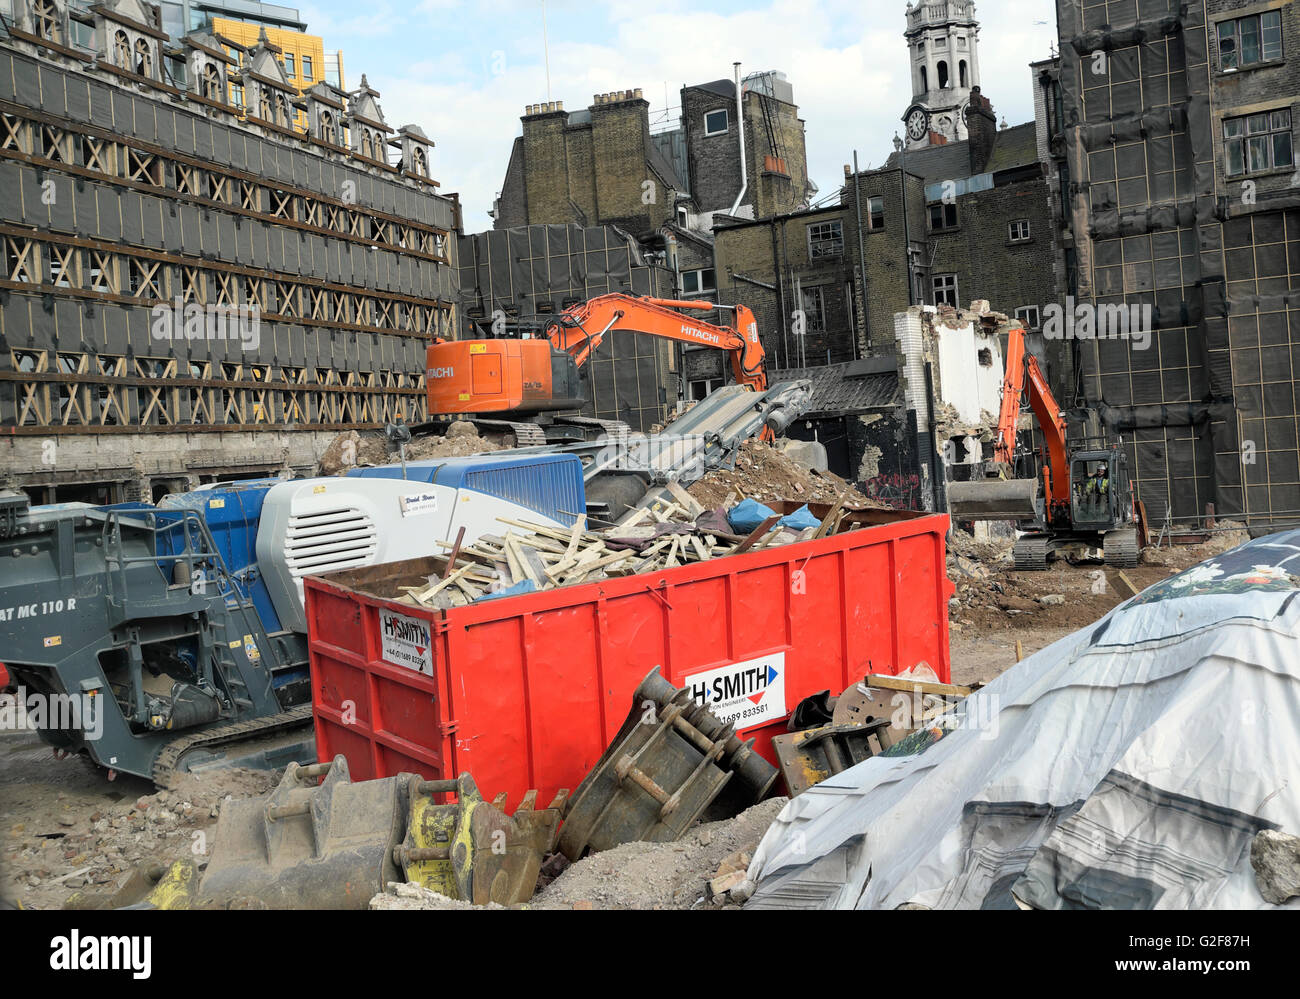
[212,18,344,127]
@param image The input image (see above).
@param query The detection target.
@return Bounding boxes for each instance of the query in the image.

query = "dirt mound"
[0,736,281,911]
[318,424,500,475]
[531,796,787,910]
[688,441,882,509]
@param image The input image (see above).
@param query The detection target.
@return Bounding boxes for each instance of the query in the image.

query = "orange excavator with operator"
[946,323,1141,570]
[425,294,768,446]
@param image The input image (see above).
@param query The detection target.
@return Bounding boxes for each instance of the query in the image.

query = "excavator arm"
[947,323,1072,524]
[995,325,1071,512]
[544,294,768,393]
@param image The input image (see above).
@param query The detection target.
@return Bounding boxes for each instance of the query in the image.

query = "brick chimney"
[965,86,997,174]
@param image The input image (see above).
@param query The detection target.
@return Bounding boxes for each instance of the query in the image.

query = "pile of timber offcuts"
[394,490,850,610]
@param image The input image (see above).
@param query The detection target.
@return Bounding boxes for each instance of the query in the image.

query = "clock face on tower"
[906,107,930,142]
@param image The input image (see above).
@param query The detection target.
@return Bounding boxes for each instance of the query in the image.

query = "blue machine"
[347,453,586,527]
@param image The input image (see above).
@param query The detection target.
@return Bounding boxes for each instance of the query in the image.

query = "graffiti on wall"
[862,471,923,510]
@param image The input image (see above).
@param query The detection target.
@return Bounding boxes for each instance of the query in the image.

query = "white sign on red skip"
[379,609,434,675]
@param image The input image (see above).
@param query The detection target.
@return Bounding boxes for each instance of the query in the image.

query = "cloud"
[346,0,1058,224]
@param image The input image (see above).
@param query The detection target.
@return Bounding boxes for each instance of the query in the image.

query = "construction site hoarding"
[304,514,954,806]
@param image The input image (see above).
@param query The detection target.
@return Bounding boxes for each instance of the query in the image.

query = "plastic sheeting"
[746,530,1300,909]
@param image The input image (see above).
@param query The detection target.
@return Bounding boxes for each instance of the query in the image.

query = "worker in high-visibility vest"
[1084,467,1110,515]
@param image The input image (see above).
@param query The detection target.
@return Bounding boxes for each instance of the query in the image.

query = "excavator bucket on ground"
[946,477,1040,522]
[91,757,565,909]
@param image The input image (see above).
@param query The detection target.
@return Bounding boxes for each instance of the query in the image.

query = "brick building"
[881,88,1059,358]
[0,0,457,502]
[1054,0,1300,527]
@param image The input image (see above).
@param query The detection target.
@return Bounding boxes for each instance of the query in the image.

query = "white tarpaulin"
[747,531,1300,909]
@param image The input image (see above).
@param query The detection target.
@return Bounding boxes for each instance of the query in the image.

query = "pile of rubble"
[371,797,788,911]
[688,440,879,509]
[1,765,278,911]
[317,422,499,475]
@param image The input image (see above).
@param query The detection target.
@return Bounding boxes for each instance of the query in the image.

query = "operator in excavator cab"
[1084,465,1110,516]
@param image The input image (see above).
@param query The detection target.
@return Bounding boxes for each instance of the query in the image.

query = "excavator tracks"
[1103,528,1141,569]
[470,419,549,447]
[151,703,315,789]
[1013,535,1051,571]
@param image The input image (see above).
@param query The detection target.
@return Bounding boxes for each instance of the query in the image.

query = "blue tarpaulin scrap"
[475,579,539,602]
[728,499,819,534]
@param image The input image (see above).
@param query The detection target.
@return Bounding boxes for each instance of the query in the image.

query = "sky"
[298,0,1060,226]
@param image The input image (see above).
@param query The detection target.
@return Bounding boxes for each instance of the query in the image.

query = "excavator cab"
[1068,446,1131,531]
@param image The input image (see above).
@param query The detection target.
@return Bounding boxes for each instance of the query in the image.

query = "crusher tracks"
[558,416,631,446]
[1103,527,1141,569]
[1013,535,1051,571]
[151,703,316,789]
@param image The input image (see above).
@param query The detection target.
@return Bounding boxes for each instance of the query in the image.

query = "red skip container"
[305,511,953,805]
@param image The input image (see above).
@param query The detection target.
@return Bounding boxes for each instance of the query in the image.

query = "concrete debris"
[1251,830,1300,905]
[688,441,883,509]
[317,426,500,475]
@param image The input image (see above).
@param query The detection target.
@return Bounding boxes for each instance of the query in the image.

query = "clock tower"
[902,0,981,148]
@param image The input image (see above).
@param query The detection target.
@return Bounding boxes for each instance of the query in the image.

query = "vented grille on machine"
[282,507,378,578]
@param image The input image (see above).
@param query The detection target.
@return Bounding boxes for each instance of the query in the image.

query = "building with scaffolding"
[0,0,455,503]
[1053,0,1299,528]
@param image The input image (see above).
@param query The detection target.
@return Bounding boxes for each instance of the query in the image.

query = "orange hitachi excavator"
[426,294,768,445]
[947,323,1141,570]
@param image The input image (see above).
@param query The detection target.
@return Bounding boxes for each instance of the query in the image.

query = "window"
[929,202,958,230]
[689,377,723,401]
[677,206,688,226]
[704,108,728,136]
[283,53,295,77]
[868,195,885,230]
[933,273,959,308]
[1218,11,1283,71]
[300,55,313,80]
[938,60,949,89]
[807,219,843,259]
[1015,305,1041,330]
[680,268,715,296]
[1008,219,1032,242]
[798,286,826,332]
[1223,109,1292,176]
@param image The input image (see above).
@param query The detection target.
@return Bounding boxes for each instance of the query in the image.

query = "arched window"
[938,60,949,89]
[114,30,130,69]
[959,60,968,88]
[275,93,291,126]
[33,0,61,43]
[134,37,151,77]
[202,63,221,101]
[920,65,928,92]
[361,129,374,160]
[259,88,272,122]
[319,109,334,142]
[412,147,427,177]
